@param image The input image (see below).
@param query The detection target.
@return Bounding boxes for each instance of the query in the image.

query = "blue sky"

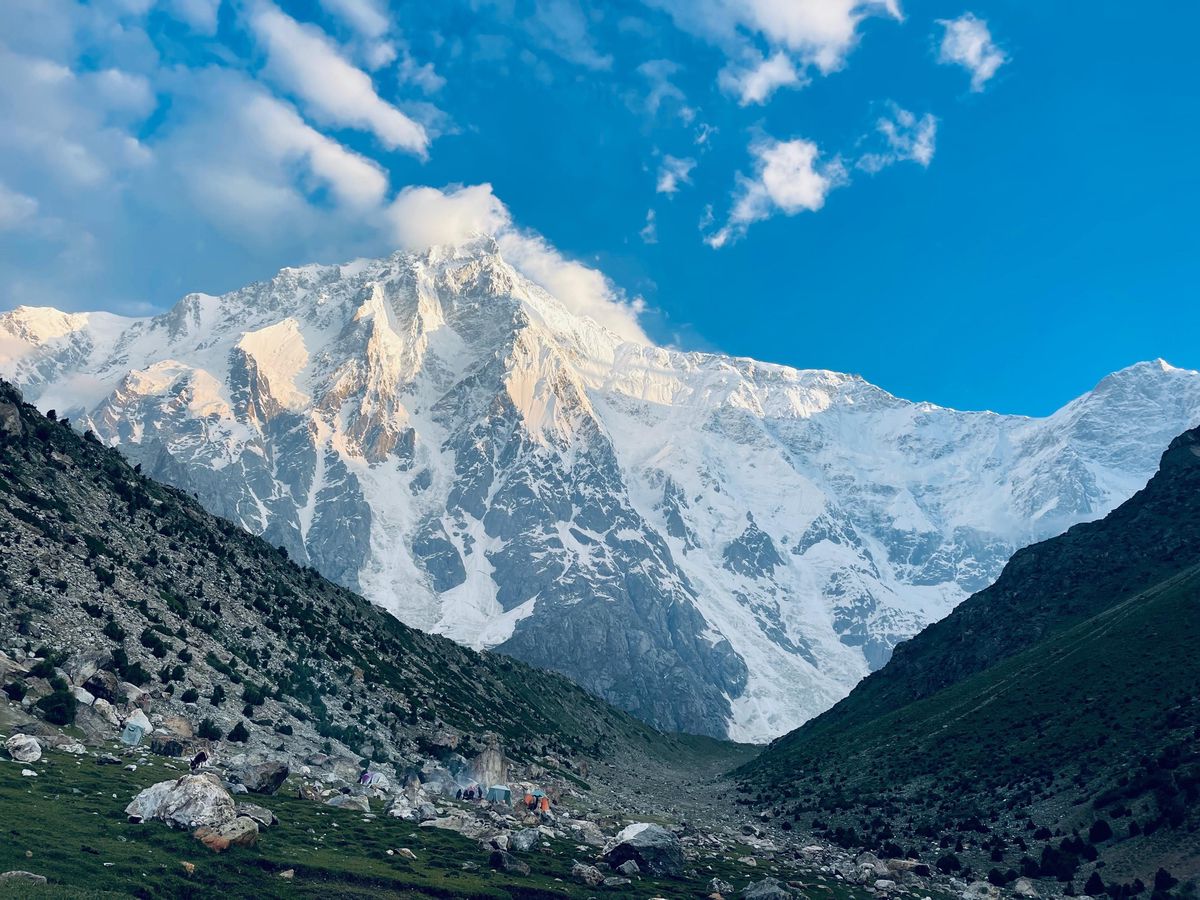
[1,0,1196,415]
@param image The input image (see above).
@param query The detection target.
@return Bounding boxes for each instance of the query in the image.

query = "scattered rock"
[326,794,371,813]
[602,822,684,877]
[82,671,121,703]
[710,877,735,895]
[1013,878,1039,898]
[236,802,278,827]
[571,861,606,887]
[488,850,530,876]
[4,734,41,763]
[279,869,295,880]
[744,876,792,899]
[0,871,47,885]
[397,848,417,860]
[150,734,186,758]
[616,859,640,877]
[510,829,540,852]
[231,760,289,795]
[194,816,259,853]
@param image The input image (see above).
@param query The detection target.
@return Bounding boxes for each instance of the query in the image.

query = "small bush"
[36,678,78,725]
[227,721,250,743]
[197,718,223,741]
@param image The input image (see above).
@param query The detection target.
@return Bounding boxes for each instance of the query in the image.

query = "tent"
[485,785,512,804]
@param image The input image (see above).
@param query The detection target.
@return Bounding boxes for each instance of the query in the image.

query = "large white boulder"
[125,774,236,829]
[4,734,42,763]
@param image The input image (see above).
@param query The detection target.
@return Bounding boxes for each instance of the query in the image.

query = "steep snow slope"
[3,239,1198,739]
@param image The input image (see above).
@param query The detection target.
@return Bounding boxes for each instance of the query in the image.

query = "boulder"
[0,651,29,680]
[489,850,529,876]
[232,760,289,795]
[150,734,187,758]
[604,877,632,888]
[64,651,111,686]
[161,716,194,739]
[82,670,121,703]
[0,871,47,885]
[236,802,277,827]
[194,816,259,852]
[326,794,371,813]
[616,859,640,877]
[125,774,236,829]
[510,829,540,852]
[571,861,605,887]
[1013,879,1039,898]
[744,877,793,899]
[710,878,735,895]
[603,823,684,878]
[4,734,42,763]
[71,686,96,707]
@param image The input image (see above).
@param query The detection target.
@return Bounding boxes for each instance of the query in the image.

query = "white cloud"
[248,1,431,157]
[385,182,649,343]
[937,13,1006,92]
[639,208,657,244]
[655,155,696,194]
[166,0,222,35]
[857,104,937,173]
[647,0,901,97]
[385,184,510,250]
[318,0,389,39]
[718,50,805,105]
[0,182,39,230]
[706,136,845,247]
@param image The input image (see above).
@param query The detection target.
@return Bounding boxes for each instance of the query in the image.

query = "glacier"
[3,236,1199,740]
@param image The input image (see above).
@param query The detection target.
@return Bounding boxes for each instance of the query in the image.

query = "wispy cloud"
[656,155,696,194]
[937,13,1006,92]
[857,104,937,173]
[639,208,658,243]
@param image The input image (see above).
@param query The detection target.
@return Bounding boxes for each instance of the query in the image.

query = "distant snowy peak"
[3,240,1199,742]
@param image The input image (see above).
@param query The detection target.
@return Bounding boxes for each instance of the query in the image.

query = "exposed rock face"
[6,245,1200,738]
[603,822,684,877]
[126,774,236,829]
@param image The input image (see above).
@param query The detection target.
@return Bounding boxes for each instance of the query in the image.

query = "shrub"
[210,684,226,706]
[197,718,222,741]
[102,620,125,642]
[227,721,250,743]
[181,688,199,703]
[936,853,962,874]
[36,678,77,725]
[1088,819,1113,843]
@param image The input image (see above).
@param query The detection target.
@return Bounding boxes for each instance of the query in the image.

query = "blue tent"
[485,785,512,804]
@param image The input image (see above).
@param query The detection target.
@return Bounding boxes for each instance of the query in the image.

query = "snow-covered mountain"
[4,238,1198,740]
